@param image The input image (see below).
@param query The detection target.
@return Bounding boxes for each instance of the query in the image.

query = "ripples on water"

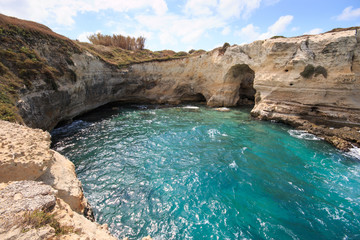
[51,105,360,240]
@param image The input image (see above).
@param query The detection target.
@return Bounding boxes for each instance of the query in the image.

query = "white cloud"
[236,15,293,43]
[237,24,261,42]
[263,15,293,38]
[0,0,287,50]
[0,0,168,27]
[0,0,80,27]
[136,14,226,45]
[218,0,261,19]
[184,0,217,16]
[86,0,168,16]
[221,26,231,35]
[77,30,102,42]
[304,28,323,35]
[337,6,360,21]
[183,0,262,20]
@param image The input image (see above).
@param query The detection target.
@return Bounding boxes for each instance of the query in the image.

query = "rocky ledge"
[0,120,116,239]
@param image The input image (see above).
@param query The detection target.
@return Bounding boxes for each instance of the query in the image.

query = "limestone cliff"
[0,120,116,239]
[1,14,360,147]
[21,28,359,150]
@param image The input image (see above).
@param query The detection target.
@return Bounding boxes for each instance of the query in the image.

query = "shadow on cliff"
[223,64,256,106]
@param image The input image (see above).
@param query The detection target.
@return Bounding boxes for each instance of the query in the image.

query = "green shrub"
[174,51,188,57]
[0,49,17,60]
[43,69,58,90]
[270,36,285,39]
[300,64,315,78]
[222,42,230,48]
[300,64,327,78]
[194,49,206,55]
[219,42,230,55]
[20,46,38,60]
[0,62,7,75]
[19,69,38,80]
[20,58,42,69]
[314,66,327,78]
[188,49,195,54]
[22,210,72,236]
[0,104,17,122]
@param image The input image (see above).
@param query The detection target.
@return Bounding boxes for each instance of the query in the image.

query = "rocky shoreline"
[7,20,358,151]
[0,120,117,239]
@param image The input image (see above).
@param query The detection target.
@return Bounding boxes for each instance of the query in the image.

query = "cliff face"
[14,28,360,149]
[126,30,360,126]
[1,14,359,147]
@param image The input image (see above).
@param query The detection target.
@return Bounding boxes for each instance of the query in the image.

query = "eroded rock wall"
[0,120,88,213]
[249,30,360,128]
[126,29,360,128]
[16,29,360,148]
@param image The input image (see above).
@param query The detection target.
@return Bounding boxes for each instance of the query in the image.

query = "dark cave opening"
[223,64,256,106]
[180,92,207,103]
[235,64,255,105]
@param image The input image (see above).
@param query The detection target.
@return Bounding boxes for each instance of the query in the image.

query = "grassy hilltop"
[0,14,205,122]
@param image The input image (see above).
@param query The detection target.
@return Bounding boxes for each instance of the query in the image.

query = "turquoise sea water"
[51,105,360,240]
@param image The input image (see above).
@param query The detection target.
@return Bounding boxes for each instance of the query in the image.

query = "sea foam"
[288,129,321,141]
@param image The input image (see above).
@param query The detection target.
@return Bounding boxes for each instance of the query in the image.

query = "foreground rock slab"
[0,181,116,240]
[0,120,53,182]
[0,121,117,239]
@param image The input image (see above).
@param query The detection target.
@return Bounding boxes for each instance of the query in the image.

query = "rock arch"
[228,64,256,105]
[208,64,256,107]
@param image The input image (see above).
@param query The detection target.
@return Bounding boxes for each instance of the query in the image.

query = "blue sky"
[1,0,360,51]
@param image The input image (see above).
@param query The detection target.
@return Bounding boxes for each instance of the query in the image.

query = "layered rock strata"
[16,28,360,149]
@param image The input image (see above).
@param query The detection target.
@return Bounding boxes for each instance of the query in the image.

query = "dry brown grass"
[77,42,204,67]
[88,33,146,50]
[0,14,80,122]
[0,14,70,41]
[21,210,72,235]
[326,26,360,33]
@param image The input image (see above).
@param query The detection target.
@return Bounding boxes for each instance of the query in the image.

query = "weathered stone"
[0,181,116,240]
[0,120,53,182]
[17,31,360,151]
[0,180,56,238]
[53,198,117,240]
[0,120,91,216]
[38,150,89,214]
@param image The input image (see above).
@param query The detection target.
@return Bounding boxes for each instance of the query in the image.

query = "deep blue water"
[51,105,360,240]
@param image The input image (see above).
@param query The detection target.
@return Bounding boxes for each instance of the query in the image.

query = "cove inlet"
[51,105,360,239]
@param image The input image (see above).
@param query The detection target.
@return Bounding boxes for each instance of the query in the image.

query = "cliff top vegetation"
[78,42,205,67]
[0,14,81,123]
[88,33,146,50]
[0,14,206,122]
